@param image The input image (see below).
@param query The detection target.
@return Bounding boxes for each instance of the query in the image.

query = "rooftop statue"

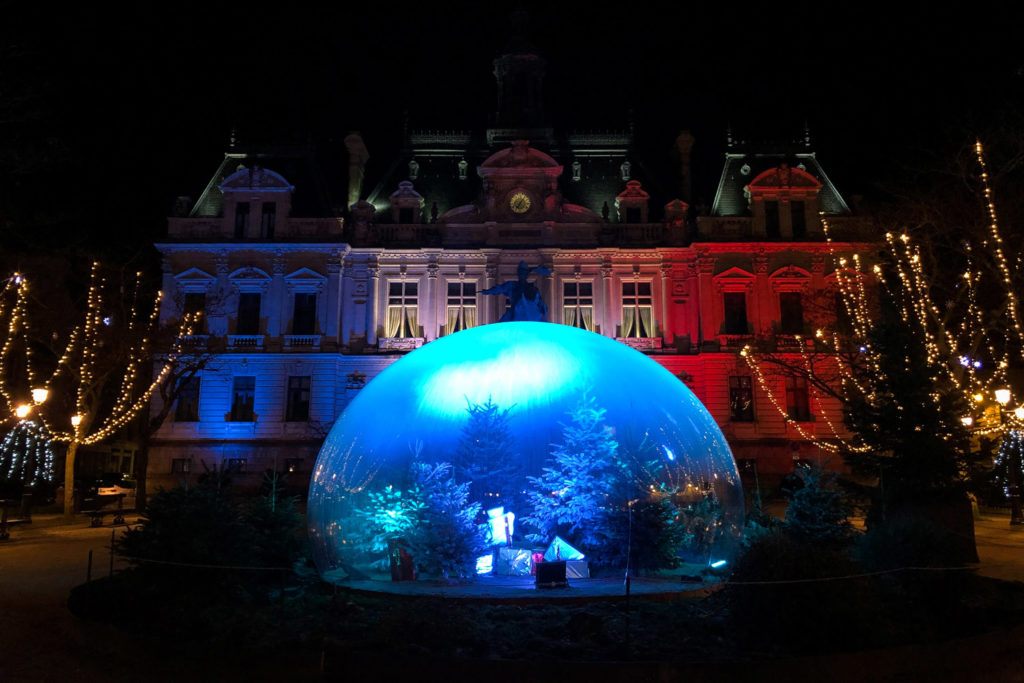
[482,261,551,322]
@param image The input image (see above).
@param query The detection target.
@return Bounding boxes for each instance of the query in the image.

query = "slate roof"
[190,145,335,218]
[711,144,850,217]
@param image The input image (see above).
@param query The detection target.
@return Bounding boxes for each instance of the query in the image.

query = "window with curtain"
[729,376,754,421]
[174,376,201,422]
[563,281,594,331]
[785,375,811,422]
[285,376,310,421]
[621,281,653,337]
[230,376,256,422]
[446,281,477,333]
[386,281,419,338]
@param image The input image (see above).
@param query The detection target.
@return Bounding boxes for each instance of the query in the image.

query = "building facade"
[150,43,874,494]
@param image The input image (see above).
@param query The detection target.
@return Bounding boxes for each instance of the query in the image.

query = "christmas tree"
[407,461,486,578]
[525,393,619,552]
[453,398,521,506]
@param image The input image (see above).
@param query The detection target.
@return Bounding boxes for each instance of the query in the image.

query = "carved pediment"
[219,166,294,193]
[174,267,216,291]
[747,165,822,191]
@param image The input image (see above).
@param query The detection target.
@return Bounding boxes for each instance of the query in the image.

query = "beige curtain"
[621,307,636,337]
[580,306,594,332]
[404,306,418,337]
[638,306,653,338]
[446,306,461,334]
[386,306,403,337]
[463,306,477,329]
[563,306,577,328]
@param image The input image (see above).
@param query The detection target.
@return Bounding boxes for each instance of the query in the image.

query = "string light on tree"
[0,265,196,519]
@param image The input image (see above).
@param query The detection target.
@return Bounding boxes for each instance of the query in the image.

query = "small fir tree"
[407,462,486,578]
[524,394,619,552]
[454,398,520,506]
[783,462,852,546]
[354,483,425,570]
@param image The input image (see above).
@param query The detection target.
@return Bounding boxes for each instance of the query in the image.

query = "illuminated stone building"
[149,40,874,493]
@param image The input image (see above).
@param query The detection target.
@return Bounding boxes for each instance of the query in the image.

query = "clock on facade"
[508,191,532,214]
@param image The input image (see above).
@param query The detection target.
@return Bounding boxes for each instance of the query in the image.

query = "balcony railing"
[378,337,424,352]
[284,334,322,350]
[615,337,663,352]
[227,335,264,350]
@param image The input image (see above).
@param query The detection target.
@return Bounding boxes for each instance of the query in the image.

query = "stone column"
[660,261,673,344]
[325,249,343,349]
[697,254,717,344]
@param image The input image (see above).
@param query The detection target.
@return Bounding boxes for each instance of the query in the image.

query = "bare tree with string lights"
[0,262,198,520]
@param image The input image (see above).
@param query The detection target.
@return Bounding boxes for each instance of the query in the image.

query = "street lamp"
[31,387,48,404]
[961,416,974,427]
[996,389,1024,525]
[14,404,30,419]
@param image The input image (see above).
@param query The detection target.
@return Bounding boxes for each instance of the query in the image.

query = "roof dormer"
[219,165,294,239]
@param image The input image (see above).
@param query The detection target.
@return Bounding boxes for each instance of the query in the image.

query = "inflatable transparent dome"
[308,322,743,580]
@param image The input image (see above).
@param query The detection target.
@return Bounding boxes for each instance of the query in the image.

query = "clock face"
[509,191,532,214]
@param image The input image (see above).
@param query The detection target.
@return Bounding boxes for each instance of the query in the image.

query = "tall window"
[292,293,317,335]
[286,376,311,422]
[785,375,811,422]
[446,281,477,333]
[723,292,748,335]
[765,200,780,238]
[563,281,594,331]
[386,281,418,337]
[621,282,653,337]
[729,376,754,421]
[230,376,255,422]
[791,200,806,238]
[234,201,250,238]
[779,292,804,335]
[236,293,261,335]
[260,202,276,239]
[174,376,200,422]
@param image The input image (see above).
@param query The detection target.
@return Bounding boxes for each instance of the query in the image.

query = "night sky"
[1,2,1020,259]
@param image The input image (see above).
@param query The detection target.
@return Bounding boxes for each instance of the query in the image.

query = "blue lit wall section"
[308,322,744,576]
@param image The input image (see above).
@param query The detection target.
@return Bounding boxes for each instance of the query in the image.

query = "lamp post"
[996,389,1024,526]
[64,413,84,522]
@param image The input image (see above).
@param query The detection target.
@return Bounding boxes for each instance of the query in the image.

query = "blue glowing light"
[959,355,970,367]
[307,322,744,577]
[973,360,982,369]
[545,535,585,562]
[859,346,867,353]
[710,559,727,568]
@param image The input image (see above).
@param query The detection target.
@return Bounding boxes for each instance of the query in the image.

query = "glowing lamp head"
[973,394,984,403]
[70,414,83,427]
[1015,407,1024,421]
[31,387,48,404]
[996,389,1012,406]
[15,404,30,419]
[961,416,974,427]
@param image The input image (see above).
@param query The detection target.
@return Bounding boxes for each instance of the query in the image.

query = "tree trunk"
[63,440,78,522]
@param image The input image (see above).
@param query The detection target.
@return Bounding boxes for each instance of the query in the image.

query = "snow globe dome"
[308,322,743,581]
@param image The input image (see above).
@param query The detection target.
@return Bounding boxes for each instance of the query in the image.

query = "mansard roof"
[711,137,850,217]
[189,145,334,219]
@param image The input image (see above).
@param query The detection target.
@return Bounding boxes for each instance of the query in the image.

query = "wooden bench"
[86,494,133,527]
